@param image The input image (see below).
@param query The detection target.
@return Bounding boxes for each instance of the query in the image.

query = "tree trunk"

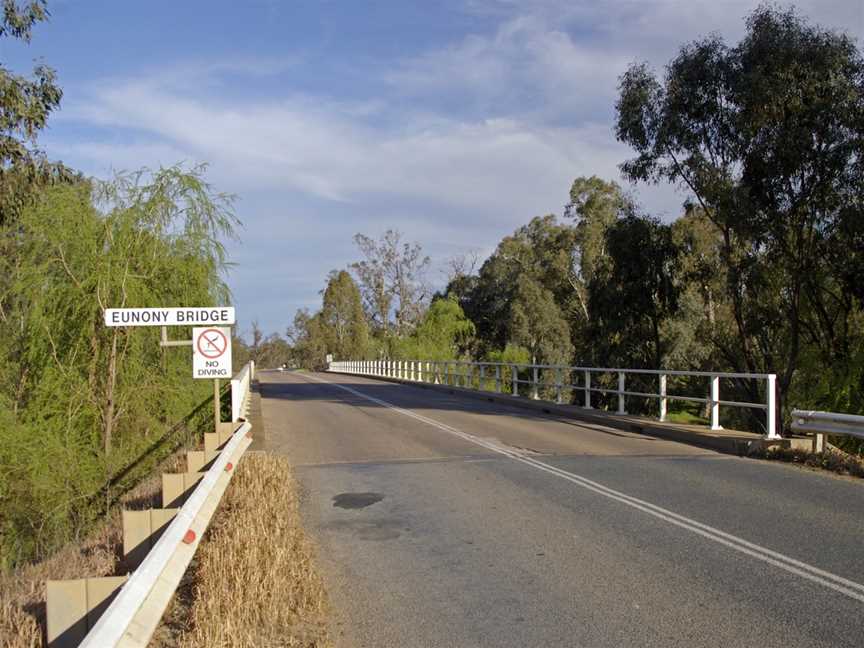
[104,329,118,453]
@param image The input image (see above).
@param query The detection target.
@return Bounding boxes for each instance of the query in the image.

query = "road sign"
[192,327,232,379]
[104,307,235,327]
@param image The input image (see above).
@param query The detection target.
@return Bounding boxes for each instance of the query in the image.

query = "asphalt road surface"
[258,370,864,648]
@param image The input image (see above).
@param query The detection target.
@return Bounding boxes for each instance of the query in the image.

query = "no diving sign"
[193,327,232,379]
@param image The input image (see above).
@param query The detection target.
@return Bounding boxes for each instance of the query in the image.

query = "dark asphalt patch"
[332,492,385,509]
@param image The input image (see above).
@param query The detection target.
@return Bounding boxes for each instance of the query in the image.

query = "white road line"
[306,372,864,604]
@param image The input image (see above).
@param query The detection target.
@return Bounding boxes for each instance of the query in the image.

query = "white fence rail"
[791,410,864,441]
[231,359,255,422]
[329,359,779,440]
[79,363,254,647]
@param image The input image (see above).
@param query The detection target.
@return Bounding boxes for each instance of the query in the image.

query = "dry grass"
[174,453,331,648]
[0,454,184,648]
[750,445,864,479]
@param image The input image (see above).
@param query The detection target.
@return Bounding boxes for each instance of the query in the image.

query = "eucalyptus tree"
[0,0,70,225]
[587,214,678,369]
[351,230,430,337]
[461,215,578,357]
[615,5,864,423]
[321,270,369,360]
[509,275,573,367]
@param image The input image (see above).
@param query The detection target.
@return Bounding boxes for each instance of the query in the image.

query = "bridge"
[253,367,863,648]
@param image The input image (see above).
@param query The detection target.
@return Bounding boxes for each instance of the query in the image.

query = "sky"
[3,0,862,337]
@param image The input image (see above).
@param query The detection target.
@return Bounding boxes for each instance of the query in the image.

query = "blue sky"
[4,0,862,337]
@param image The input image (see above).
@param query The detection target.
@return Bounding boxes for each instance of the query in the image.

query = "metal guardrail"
[78,363,255,647]
[329,359,779,439]
[791,409,864,442]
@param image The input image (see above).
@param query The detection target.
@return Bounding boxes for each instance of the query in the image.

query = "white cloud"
[57,74,628,220]
[49,0,860,333]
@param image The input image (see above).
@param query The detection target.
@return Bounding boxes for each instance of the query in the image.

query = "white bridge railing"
[328,360,779,440]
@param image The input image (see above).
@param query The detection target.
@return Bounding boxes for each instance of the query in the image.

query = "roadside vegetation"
[290,6,864,451]
[0,3,239,569]
[0,454,182,647]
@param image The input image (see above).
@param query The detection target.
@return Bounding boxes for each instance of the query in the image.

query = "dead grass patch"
[176,453,331,648]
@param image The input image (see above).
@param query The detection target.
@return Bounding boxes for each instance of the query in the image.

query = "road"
[258,370,864,648]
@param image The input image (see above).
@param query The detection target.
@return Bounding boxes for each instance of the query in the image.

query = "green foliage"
[484,344,531,366]
[321,270,369,360]
[587,214,678,368]
[457,215,578,357]
[393,297,475,361]
[615,4,864,421]
[509,275,573,366]
[0,0,68,226]
[288,309,329,370]
[0,165,237,566]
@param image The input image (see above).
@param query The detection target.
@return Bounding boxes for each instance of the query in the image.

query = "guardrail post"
[512,365,518,396]
[618,372,626,414]
[479,365,485,391]
[584,370,591,408]
[495,365,502,393]
[659,374,667,422]
[710,375,722,430]
[766,374,778,439]
[531,366,539,400]
[556,367,563,404]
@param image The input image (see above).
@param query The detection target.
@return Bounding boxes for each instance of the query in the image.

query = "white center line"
[306,372,864,604]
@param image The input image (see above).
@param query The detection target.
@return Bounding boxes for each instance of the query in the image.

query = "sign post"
[104,307,236,435]
[193,326,232,435]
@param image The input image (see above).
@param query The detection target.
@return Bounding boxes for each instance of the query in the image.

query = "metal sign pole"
[213,378,221,433]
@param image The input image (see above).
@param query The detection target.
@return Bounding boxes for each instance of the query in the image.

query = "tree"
[320,270,369,360]
[394,297,475,361]
[509,275,573,366]
[0,0,68,226]
[615,5,864,426]
[460,215,578,357]
[351,230,430,336]
[287,309,328,370]
[587,214,679,369]
[0,165,238,563]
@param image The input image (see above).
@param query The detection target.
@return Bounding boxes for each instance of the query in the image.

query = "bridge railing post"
[618,372,626,414]
[511,365,518,396]
[495,365,502,393]
[766,374,778,439]
[583,370,591,408]
[479,365,485,391]
[659,374,667,422]
[710,375,722,430]
[531,366,539,400]
[556,367,563,404]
